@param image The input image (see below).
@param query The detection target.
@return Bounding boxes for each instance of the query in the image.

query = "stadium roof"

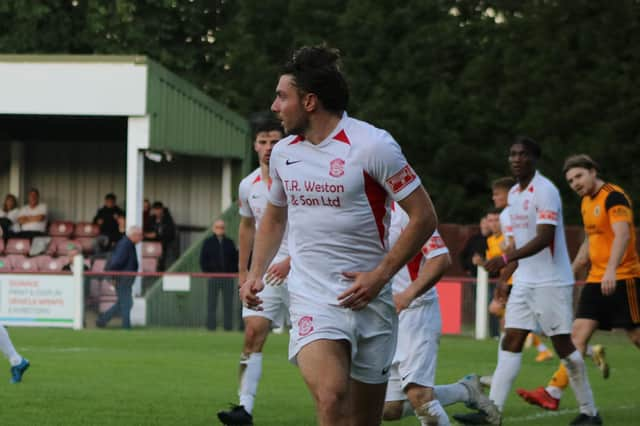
[0,54,250,160]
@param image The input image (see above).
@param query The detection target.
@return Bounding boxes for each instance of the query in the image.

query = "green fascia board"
[145,58,251,160]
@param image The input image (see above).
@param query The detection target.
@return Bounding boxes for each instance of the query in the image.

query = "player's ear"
[302,92,318,113]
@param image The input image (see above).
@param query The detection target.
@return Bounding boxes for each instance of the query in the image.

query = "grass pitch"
[1,328,638,425]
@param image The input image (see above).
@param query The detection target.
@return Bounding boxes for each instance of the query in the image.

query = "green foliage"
[1,0,639,223]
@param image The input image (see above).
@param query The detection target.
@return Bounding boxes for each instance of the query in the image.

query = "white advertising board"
[0,273,83,329]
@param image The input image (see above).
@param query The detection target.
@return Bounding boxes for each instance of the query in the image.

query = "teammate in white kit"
[382,203,452,425]
[240,46,438,426]
[0,325,30,383]
[217,116,290,426]
[453,137,599,425]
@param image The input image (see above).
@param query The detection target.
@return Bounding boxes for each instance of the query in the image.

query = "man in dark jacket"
[96,226,142,329]
[93,193,125,253]
[200,219,238,330]
[144,201,176,270]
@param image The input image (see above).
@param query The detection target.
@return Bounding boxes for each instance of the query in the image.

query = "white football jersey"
[238,168,289,263]
[508,171,573,287]
[500,206,513,238]
[268,114,422,305]
[389,203,448,307]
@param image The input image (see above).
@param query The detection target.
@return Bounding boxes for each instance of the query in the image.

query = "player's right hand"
[240,277,264,311]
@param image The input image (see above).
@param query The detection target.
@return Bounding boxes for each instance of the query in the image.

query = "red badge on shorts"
[329,158,345,178]
[386,165,417,194]
[298,316,314,337]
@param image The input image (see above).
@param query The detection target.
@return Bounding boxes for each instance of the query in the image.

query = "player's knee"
[315,388,348,417]
[382,402,402,421]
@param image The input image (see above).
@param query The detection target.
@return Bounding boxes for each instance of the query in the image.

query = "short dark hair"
[28,188,39,196]
[562,154,600,175]
[249,112,283,140]
[492,176,516,191]
[513,136,541,159]
[282,45,349,116]
[105,193,116,201]
[151,201,164,209]
[487,207,502,216]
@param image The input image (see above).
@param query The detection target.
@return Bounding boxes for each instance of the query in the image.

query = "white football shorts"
[505,284,574,336]
[242,279,290,328]
[288,292,398,384]
[386,298,441,401]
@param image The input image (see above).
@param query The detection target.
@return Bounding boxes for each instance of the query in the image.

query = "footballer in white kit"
[454,137,598,425]
[238,168,290,326]
[242,45,438,426]
[383,202,454,425]
[385,204,448,400]
[217,119,290,426]
[267,113,423,383]
[504,170,574,336]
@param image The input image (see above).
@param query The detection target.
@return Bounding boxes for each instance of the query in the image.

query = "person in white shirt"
[17,188,47,237]
[217,116,291,426]
[240,45,437,426]
[453,137,599,425]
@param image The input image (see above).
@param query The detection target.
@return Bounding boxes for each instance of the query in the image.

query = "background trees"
[2,0,638,223]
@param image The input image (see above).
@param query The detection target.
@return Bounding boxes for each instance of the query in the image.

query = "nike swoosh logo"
[381,367,390,375]
[286,159,302,165]
[402,374,409,381]
[251,195,259,199]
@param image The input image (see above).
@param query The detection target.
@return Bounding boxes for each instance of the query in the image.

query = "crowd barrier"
[1,261,586,337]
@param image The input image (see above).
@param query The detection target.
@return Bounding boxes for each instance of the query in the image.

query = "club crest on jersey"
[386,165,417,194]
[329,158,345,177]
[593,205,601,217]
[298,316,314,337]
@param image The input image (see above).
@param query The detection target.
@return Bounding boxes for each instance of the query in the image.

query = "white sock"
[563,351,597,416]
[585,345,593,356]
[0,326,22,366]
[433,383,469,406]
[415,400,450,426]
[238,352,263,414]
[545,385,563,400]
[401,400,414,418]
[537,343,548,352]
[497,333,505,356]
[489,349,522,410]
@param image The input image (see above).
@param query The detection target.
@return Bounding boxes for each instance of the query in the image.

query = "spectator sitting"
[16,188,47,239]
[0,194,20,239]
[93,193,125,254]
[460,214,491,277]
[144,201,176,270]
[62,247,89,273]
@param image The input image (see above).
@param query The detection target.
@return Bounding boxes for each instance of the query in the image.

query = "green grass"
[1,328,638,425]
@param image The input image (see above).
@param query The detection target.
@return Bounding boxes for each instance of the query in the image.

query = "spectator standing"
[144,201,176,270]
[96,226,142,329]
[16,188,47,238]
[93,193,124,254]
[200,219,239,331]
[460,215,490,277]
[142,199,153,235]
[0,194,20,239]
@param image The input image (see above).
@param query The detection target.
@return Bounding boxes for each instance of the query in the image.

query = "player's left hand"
[393,291,413,313]
[265,258,290,287]
[338,271,386,310]
[601,269,616,296]
[484,255,506,274]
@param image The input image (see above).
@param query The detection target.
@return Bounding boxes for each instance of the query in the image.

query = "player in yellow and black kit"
[517,154,640,420]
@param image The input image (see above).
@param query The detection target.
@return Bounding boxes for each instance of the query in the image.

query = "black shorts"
[576,278,640,330]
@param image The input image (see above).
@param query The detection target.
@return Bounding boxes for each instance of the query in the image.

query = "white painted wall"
[0,62,147,116]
